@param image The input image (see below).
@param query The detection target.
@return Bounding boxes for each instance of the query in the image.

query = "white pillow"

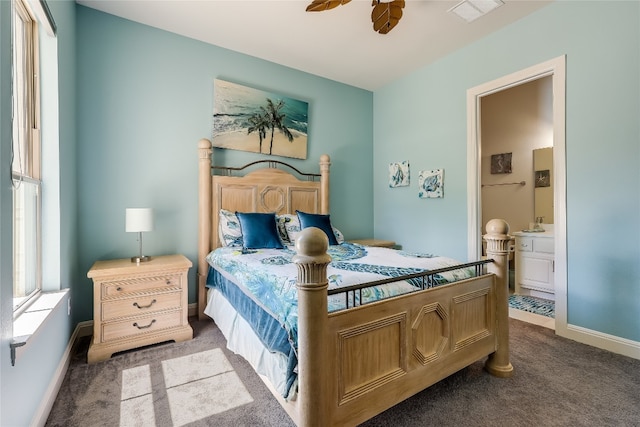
[275,215,291,245]
[218,209,243,247]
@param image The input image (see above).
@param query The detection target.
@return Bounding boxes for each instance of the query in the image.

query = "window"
[12,0,42,313]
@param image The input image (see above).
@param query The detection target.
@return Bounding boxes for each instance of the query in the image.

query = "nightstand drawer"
[102,291,182,321]
[102,310,182,342]
[102,274,182,298]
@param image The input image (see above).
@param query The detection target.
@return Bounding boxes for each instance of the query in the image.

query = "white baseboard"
[557,323,640,360]
[32,320,92,427]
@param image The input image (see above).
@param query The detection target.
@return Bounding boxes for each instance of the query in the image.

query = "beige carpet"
[46,317,640,426]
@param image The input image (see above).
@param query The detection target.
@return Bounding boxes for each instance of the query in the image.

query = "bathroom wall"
[480,76,553,233]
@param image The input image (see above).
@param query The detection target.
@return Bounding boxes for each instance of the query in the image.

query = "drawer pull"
[166,280,172,285]
[133,319,156,330]
[116,287,122,291]
[133,299,157,309]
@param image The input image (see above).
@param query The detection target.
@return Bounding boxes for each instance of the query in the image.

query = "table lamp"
[125,208,154,263]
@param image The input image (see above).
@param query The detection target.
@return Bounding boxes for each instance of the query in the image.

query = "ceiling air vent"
[450,0,505,23]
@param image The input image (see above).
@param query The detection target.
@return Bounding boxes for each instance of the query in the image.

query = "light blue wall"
[0,1,77,425]
[374,1,640,341]
[75,6,374,323]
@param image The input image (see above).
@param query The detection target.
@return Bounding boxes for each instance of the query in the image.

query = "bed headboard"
[197,138,331,318]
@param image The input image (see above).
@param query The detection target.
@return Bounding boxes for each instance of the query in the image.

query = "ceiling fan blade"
[371,0,405,34]
[306,0,352,12]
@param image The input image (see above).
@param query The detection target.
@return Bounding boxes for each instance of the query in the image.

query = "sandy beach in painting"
[213,128,308,160]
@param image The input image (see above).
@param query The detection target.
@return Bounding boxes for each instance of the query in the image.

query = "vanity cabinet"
[513,232,554,298]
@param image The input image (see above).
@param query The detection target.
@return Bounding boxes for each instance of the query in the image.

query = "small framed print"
[418,169,444,199]
[535,170,550,187]
[389,161,410,188]
[491,152,512,174]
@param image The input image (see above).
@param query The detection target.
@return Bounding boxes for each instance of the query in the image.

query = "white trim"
[31,320,92,427]
[24,0,55,37]
[563,324,640,360]
[466,55,567,332]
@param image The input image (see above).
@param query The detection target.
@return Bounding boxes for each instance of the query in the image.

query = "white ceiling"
[76,0,553,91]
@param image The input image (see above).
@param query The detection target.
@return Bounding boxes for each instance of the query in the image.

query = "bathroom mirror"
[533,147,554,224]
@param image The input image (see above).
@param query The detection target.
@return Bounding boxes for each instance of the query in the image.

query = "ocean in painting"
[213,80,309,159]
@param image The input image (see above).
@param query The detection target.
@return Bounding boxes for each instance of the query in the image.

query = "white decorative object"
[418,169,444,198]
[388,161,410,187]
[126,208,154,262]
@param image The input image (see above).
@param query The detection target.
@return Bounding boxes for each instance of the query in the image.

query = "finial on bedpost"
[483,218,514,377]
[197,139,213,320]
[293,227,332,426]
[319,154,331,214]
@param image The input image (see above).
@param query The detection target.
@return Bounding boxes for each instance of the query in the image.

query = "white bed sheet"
[204,287,297,400]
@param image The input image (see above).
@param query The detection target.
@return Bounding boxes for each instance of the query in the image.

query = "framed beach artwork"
[389,161,410,187]
[213,79,309,159]
[418,169,444,199]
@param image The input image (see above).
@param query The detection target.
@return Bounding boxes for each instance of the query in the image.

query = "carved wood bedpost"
[319,154,331,214]
[483,218,514,377]
[198,139,213,320]
[293,227,332,427]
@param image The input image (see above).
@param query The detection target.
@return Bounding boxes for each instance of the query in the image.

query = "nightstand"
[87,254,193,363]
[349,239,396,248]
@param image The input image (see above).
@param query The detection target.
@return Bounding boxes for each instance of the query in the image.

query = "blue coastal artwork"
[213,79,309,159]
[389,161,410,187]
[418,169,444,199]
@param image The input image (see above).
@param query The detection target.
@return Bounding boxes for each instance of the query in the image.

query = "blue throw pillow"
[235,212,284,249]
[296,210,339,245]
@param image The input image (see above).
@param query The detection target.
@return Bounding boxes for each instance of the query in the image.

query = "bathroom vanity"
[512,226,555,299]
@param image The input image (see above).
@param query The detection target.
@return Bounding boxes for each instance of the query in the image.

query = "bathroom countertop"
[512,230,554,238]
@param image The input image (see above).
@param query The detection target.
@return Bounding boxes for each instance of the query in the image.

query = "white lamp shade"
[125,208,154,233]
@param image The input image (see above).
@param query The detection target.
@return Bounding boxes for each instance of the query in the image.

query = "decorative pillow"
[280,214,301,244]
[282,212,344,245]
[275,215,292,245]
[236,212,285,249]
[218,209,243,247]
[333,227,345,244]
[296,210,339,245]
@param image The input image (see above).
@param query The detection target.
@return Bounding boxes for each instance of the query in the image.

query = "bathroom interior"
[480,76,556,329]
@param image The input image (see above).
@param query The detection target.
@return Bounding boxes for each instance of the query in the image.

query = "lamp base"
[131,256,151,263]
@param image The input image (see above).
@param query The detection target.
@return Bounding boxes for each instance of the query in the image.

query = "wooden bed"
[197,138,513,426]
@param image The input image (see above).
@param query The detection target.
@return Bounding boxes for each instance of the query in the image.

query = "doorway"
[466,56,567,333]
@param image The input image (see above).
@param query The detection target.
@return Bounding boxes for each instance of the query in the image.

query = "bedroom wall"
[373,1,640,343]
[0,1,77,425]
[75,5,374,323]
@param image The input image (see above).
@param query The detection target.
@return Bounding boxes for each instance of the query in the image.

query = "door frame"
[466,55,567,332]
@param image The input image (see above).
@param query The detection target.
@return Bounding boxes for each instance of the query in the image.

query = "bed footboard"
[293,220,513,427]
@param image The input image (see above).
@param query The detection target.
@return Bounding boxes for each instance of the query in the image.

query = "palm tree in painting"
[263,98,294,155]
[247,112,269,153]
